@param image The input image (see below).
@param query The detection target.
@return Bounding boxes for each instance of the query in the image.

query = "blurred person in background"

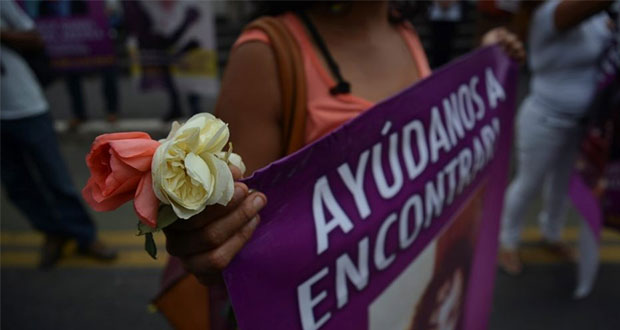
[158,0,524,327]
[498,0,616,275]
[64,65,121,130]
[122,0,202,122]
[58,0,123,129]
[1,0,117,269]
[428,0,465,68]
[476,0,520,42]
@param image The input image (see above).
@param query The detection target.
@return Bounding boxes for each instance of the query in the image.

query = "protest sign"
[569,29,619,298]
[20,0,115,72]
[568,105,620,299]
[225,46,518,330]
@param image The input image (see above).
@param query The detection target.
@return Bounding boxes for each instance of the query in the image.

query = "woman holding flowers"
[162,0,523,286]
[144,1,524,327]
[81,0,524,327]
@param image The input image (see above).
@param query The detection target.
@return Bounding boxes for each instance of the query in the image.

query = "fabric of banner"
[225,46,518,330]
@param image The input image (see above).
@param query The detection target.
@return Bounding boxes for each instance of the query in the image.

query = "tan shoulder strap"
[244,17,307,155]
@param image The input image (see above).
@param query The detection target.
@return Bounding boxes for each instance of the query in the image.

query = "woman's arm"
[163,41,283,284]
[554,0,612,32]
[0,30,44,52]
[0,0,44,51]
[216,41,283,174]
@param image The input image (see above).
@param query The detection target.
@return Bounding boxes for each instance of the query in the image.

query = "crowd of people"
[1,0,618,328]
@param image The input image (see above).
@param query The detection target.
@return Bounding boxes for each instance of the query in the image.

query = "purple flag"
[225,46,518,330]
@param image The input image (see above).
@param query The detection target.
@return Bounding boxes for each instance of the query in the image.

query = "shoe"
[39,235,68,270]
[77,240,118,262]
[68,118,84,131]
[106,114,118,123]
[541,240,575,261]
[498,247,522,275]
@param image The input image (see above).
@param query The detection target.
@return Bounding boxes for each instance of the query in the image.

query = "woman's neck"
[306,1,391,36]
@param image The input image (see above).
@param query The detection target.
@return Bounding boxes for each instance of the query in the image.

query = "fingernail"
[234,186,245,199]
[253,195,266,209]
[249,216,260,228]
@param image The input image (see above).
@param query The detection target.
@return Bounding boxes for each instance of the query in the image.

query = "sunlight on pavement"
[1,227,619,268]
[1,230,168,268]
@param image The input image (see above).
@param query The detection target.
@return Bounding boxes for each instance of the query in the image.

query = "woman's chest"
[323,32,421,103]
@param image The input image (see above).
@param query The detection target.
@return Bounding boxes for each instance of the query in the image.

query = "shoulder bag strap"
[244,17,308,155]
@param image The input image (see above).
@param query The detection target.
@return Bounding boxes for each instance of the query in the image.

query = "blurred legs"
[500,101,582,250]
[0,113,96,248]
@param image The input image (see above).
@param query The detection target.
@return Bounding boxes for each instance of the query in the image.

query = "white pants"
[500,97,584,249]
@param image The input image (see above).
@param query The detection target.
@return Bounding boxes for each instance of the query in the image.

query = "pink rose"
[82,132,161,228]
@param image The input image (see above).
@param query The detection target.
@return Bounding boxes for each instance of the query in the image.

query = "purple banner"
[568,70,619,298]
[20,0,115,71]
[569,76,620,235]
[224,47,518,330]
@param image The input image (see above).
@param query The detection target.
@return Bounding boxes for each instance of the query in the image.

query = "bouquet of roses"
[82,113,245,258]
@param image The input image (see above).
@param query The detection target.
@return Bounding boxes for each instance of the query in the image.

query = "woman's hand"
[481,27,526,62]
[163,165,267,285]
[164,42,280,286]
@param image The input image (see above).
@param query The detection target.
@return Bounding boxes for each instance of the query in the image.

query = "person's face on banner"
[430,269,464,330]
[411,236,473,330]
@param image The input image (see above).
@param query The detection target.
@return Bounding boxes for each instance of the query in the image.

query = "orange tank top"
[234,13,432,144]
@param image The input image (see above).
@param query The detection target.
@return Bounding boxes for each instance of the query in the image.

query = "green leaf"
[157,205,178,230]
[136,205,179,236]
[137,221,156,236]
[145,233,157,259]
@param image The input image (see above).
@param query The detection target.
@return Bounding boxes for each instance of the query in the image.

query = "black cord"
[297,11,351,95]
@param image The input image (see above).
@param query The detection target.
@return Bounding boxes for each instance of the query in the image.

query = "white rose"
[151,113,245,219]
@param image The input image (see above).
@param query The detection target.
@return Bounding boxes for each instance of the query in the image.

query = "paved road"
[2,76,619,329]
[0,132,171,329]
[490,264,620,330]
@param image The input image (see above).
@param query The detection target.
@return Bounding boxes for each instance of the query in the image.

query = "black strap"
[297,12,351,95]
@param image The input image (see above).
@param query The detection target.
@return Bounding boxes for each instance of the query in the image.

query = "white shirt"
[0,0,48,120]
[527,0,613,117]
[429,2,462,22]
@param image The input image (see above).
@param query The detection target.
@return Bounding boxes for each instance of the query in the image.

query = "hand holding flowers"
[83,113,254,259]
[162,165,266,285]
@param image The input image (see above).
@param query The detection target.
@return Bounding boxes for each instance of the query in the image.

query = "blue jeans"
[1,112,96,247]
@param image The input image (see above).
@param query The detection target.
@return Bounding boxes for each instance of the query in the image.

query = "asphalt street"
[1,76,619,330]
